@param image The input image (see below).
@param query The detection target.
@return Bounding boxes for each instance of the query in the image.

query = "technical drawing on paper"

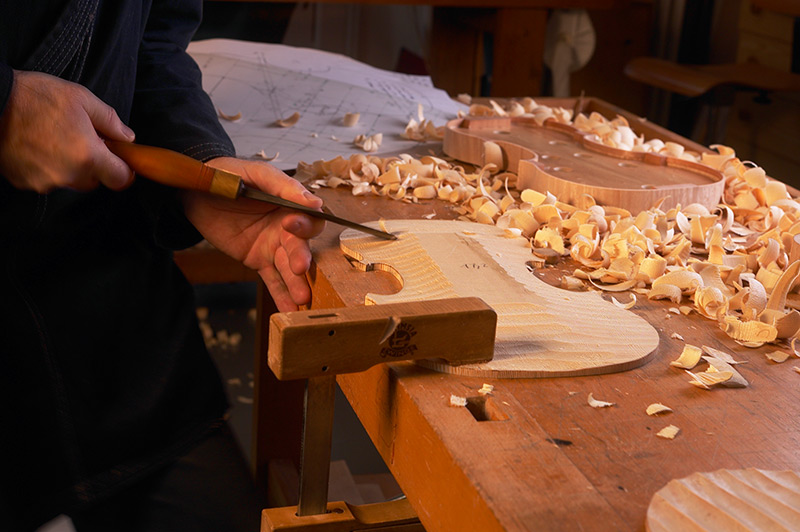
[188,39,465,171]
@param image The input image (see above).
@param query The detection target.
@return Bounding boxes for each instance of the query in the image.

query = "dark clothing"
[69,423,264,532]
[1,1,237,529]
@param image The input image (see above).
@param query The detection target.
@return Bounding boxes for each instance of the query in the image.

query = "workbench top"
[304,185,800,531]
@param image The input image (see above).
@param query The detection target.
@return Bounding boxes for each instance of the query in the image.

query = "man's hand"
[0,70,135,193]
[182,158,325,311]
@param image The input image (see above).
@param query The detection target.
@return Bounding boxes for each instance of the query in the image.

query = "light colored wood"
[268,298,496,380]
[646,469,800,532]
[304,182,800,531]
[339,219,659,378]
[443,114,725,213]
[287,95,800,530]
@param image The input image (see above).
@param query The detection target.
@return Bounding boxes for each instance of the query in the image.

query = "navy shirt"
[1,1,234,527]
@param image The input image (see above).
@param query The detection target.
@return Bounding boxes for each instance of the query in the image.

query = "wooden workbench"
[252,176,800,529]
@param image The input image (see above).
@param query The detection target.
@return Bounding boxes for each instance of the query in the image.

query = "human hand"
[0,70,135,193]
[182,158,326,311]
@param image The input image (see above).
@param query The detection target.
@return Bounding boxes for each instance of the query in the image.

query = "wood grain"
[646,469,800,532]
[339,219,659,378]
[443,115,725,213]
[267,298,496,380]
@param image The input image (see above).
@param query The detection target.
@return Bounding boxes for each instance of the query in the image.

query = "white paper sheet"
[187,39,466,170]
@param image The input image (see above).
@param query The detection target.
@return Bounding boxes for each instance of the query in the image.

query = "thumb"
[83,96,135,142]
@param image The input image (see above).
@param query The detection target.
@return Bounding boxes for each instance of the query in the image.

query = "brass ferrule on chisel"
[207,168,244,199]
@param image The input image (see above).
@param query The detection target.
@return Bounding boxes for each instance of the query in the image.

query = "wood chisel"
[105,140,396,241]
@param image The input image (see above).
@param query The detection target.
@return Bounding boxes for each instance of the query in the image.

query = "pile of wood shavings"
[298,99,800,351]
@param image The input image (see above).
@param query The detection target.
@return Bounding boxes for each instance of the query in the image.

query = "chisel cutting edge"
[105,140,397,241]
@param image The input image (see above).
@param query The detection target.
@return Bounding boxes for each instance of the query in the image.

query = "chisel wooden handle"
[105,140,243,198]
[268,297,496,380]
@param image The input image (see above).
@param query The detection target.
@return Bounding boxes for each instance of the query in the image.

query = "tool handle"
[105,140,242,199]
[268,297,496,380]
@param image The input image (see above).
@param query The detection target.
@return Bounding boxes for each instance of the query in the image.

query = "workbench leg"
[252,282,306,505]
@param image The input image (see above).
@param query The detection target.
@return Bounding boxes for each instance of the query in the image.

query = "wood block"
[268,297,496,380]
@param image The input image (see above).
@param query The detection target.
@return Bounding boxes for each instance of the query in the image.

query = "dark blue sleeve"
[130,0,234,162]
[0,63,13,125]
[129,0,236,249]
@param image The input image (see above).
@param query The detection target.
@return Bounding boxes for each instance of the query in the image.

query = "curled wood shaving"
[587,393,615,408]
[702,356,748,387]
[297,102,800,352]
[275,111,300,128]
[217,109,242,121]
[402,104,444,141]
[646,403,673,415]
[670,332,684,341]
[700,345,746,365]
[255,150,278,161]
[354,133,383,153]
[343,112,360,127]
[656,425,680,439]
[765,350,790,363]
[612,294,637,310]
[670,344,703,369]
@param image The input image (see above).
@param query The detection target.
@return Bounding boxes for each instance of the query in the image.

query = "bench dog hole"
[465,396,509,422]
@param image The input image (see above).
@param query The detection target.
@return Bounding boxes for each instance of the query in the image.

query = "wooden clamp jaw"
[262,297,496,532]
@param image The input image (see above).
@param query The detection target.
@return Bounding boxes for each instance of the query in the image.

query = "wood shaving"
[765,350,790,363]
[670,332,684,341]
[700,345,746,365]
[656,425,680,439]
[612,294,637,310]
[254,150,278,161]
[217,109,242,121]
[587,393,615,408]
[686,368,734,389]
[343,112,360,127]
[296,102,800,353]
[670,344,703,369]
[402,104,444,141]
[449,394,468,407]
[793,367,800,375]
[354,133,383,153]
[478,384,494,395]
[646,403,673,416]
[702,356,748,387]
[275,111,300,127]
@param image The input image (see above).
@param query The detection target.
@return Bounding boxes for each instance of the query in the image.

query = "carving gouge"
[105,140,397,241]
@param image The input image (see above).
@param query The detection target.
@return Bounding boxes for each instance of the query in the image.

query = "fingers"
[274,246,313,308]
[0,70,136,193]
[88,141,136,191]
[81,92,136,191]
[260,247,310,312]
